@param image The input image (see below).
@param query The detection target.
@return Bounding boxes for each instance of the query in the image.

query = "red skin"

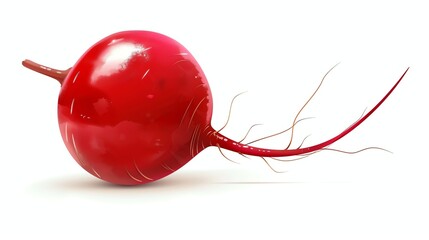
[23,31,408,185]
[58,31,213,185]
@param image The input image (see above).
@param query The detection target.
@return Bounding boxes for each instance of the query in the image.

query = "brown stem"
[22,59,71,84]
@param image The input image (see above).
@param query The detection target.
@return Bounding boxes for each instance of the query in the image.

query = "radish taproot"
[22,30,408,185]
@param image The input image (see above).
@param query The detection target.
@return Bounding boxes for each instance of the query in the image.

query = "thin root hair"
[296,134,311,149]
[245,117,314,145]
[286,63,341,150]
[260,157,287,173]
[321,146,392,154]
[239,123,263,143]
[217,144,240,164]
[217,91,247,134]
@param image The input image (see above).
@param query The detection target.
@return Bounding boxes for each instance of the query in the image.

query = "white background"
[1,0,428,239]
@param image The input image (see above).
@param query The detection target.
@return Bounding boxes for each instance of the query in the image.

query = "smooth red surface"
[58,31,213,185]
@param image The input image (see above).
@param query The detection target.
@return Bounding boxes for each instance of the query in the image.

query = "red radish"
[22,30,408,185]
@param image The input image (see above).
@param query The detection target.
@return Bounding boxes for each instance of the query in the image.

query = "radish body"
[22,31,408,185]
